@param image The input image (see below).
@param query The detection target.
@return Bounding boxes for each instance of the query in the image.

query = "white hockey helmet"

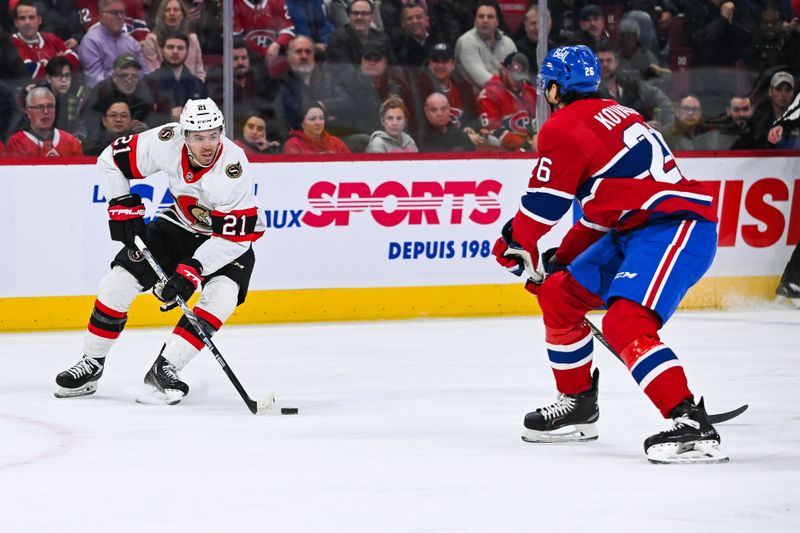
[180,98,224,134]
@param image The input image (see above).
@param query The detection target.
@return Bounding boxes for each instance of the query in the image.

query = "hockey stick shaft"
[583,316,747,424]
[134,236,274,414]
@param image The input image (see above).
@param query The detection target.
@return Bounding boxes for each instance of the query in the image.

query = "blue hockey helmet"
[538,45,601,95]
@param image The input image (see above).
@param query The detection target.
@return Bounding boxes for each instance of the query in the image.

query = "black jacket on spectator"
[678,0,755,68]
[428,0,474,46]
[82,77,156,139]
[146,65,208,124]
[275,68,337,131]
[415,121,474,152]
[206,61,279,127]
[393,31,442,69]
[326,25,397,73]
[750,99,785,149]
[326,66,413,138]
[414,68,479,131]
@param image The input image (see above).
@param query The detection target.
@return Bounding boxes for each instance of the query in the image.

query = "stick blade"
[252,393,276,415]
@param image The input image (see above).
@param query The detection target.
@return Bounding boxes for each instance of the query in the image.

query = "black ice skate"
[775,280,800,308]
[644,397,728,464]
[142,355,189,405]
[522,368,600,443]
[54,356,105,398]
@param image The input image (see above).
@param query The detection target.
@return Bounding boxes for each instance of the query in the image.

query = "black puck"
[281,407,299,415]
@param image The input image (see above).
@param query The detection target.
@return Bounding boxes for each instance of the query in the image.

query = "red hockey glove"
[108,194,146,249]
[155,258,203,312]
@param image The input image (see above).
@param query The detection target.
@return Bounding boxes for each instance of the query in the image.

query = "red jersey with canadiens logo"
[234,0,295,56]
[10,32,80,82]
[477,75,536,150]
[512,98,717,262]
[97,123,265,273]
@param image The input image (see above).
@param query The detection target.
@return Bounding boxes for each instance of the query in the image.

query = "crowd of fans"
[1,0,800,158]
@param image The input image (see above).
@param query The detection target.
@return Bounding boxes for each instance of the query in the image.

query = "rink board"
[0,152,796,331]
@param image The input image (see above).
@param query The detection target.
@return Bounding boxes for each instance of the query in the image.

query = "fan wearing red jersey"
[6,87,83,157]
[55,98,266,406]
[493,45,728,464]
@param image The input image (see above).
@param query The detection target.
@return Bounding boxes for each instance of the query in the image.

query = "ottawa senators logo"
[225,162,243,179]
[176,195,212,230]
[158,126,175,141]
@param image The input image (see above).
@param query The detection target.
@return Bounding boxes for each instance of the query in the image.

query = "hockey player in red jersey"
[55,98,265,406]
[492,45,728,464]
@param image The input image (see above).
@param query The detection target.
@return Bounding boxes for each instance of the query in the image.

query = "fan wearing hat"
[416,42,480,131]
[326,0,396,80]
[752,71,796,148]
[570,3,609,50]
[81,51,156,141]
[476,52,536,150]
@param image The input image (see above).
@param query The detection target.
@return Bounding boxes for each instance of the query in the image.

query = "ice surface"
[1,309,798,532]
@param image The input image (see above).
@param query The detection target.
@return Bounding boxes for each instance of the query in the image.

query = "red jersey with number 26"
[512,98,717,263]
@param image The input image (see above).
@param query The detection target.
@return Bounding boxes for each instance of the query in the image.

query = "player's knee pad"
[602,298,661,355]
[96,266,143,313]
[538,271,602,328]
[194,276,239,328]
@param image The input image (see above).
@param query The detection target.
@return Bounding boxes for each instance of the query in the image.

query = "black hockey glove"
[155,258,203,312]
[108,194,146,248]
[541,248,569,275]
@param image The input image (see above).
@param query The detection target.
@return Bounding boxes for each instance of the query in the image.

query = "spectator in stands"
[0,25,31,87]
[742,3,800,92]
[415,91,481,152]
[392,1,440,68]
[596,43,674,130]
[82,52,155,139]
[285,0,334,51]
[9,0,80,84]
[33,0,85,49]
[678,0,754,68]
[455,0,517,91]
[283,101,351,153]
[326,0,396,79]
[79,0,149,87]
[233,0,296,58]
[661,94,712,150]
[570,3,609,50]
[206,39,278,129]
[193,0,224,55]
[146,31,207,125]
[514,4,554,75]
[6,86,83,156]
[83,99,134,155]
[235,110,283,154]
[752,71,796,148]
[74,0,150,42]
[704,93,757,149]
[415,41,479,130]
[329,0,385,30]
[45,55,85,135]
[141,0,207,82]
[477,52,536,151]
[496,0,527,38]
[326,41,413,150]
[365,95,418,152]
[617,17,670,81]
[276,35,335,131]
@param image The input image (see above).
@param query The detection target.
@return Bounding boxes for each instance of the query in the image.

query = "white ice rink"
[1,308,798,532]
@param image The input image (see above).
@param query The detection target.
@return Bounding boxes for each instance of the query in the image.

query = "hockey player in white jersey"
[55,98,265,405]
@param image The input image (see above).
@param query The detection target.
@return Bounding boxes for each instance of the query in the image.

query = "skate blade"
[54,382,98,398]
[647,441,729,464]
[775,294,800,309]
[522,423,599,443]
[135,384,185,406]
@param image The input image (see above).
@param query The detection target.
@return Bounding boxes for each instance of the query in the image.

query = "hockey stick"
[134,236,275,415]
[582,317,748,424]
